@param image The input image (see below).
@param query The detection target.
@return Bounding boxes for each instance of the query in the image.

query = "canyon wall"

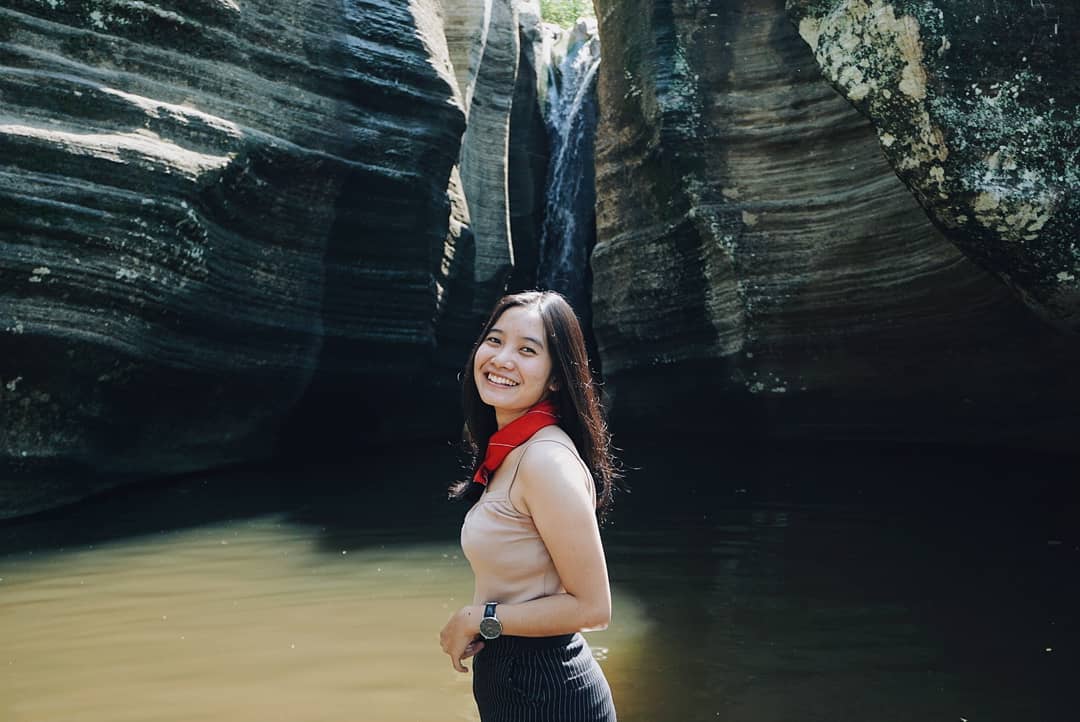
[2,0,1077,518]
[590,0,1080,444]
[0,0,541,517]
[788,0,1079,330]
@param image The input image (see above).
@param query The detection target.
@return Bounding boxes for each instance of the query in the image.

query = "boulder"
[787,0,1080,330]
[591,0,1080,445]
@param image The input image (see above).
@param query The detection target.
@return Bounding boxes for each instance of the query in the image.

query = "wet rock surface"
[787,0,1080,329]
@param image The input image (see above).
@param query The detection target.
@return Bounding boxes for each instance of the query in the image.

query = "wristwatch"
[479,602,502,640]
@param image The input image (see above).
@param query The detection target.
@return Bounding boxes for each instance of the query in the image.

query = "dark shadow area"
[0,438,468,557]
[4,434,1076,555]
[608,432,1080,514]
[599,434,1080,722]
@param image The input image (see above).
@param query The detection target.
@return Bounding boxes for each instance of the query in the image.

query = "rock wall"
[433,0,545,362]
[449,0,518,315]
[506,3,551,292]
[788,0,1080,330]
[591,0,1080,444]
[3,0,1075,517]
[0,0,467,517]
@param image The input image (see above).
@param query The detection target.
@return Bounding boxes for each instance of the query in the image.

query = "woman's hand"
[440,604,484,672]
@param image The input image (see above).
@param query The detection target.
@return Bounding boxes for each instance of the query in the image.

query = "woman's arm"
[501,442,612,633]
[440,443,611,671]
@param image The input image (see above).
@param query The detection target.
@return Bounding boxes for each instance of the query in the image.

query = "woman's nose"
[494,348,515,367]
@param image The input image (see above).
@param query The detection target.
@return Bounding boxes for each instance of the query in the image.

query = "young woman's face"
[473,305,555,428]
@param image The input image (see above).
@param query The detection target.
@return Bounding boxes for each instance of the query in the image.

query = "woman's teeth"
[487,373,519,387]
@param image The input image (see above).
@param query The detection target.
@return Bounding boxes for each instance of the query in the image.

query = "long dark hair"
[450,290,618,520]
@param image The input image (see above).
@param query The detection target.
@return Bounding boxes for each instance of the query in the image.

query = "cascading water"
[536,20,601,317]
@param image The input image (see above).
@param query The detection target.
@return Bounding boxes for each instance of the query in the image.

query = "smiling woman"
[474,305,555,429]
[440,290,619,722]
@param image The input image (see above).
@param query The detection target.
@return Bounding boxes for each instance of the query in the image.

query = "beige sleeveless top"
[460,439,595,605]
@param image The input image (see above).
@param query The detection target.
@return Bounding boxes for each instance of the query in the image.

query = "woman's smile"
[483,372,520,388]
[473,305,554,428]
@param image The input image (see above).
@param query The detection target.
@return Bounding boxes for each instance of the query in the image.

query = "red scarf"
[473,399,560,485]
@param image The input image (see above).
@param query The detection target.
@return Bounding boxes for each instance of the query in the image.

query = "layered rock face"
[292,0,541,452]
[506,4,552,293]
[0,0,468,517]
[788,0,1080,330]
[4,0,1076,518]
[591,0,1080,443]
[444,0,517,317]
[431,0,549,364]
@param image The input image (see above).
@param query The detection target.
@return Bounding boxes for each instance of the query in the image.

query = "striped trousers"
[472,633,616,722]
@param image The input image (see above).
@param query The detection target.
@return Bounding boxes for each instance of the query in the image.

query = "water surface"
[2,440,1076,721]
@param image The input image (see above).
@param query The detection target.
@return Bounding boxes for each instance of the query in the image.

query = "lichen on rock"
[788,0,1080,330]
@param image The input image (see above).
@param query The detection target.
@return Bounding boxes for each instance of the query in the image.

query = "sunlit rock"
[787,0,1080,330]
[438,0,521,317]
[434,0,543,359]
[591,0,1080,444]
[506,2,553,291]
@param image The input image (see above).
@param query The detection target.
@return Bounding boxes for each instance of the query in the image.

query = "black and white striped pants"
[472,633,617,722]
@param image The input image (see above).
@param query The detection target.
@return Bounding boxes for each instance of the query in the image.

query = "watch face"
[479,616,502,640]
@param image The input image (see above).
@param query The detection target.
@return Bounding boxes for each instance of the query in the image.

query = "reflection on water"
[1,440,1077,722]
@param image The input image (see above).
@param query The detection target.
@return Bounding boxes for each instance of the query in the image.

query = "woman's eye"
[485,336,500,345]
[521,347,536,355]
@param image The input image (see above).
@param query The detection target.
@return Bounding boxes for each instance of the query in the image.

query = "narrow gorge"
[1,0,1077,519]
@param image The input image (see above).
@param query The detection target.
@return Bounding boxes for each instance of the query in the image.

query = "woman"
[439,290,619,722]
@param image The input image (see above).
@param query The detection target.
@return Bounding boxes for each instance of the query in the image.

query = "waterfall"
[536,20,600,318]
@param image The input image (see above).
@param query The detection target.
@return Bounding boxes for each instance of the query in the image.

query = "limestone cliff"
[787,0,1080,330]
[0,0,556,518]
[0,0,467,517]
[591,0,1080,443]
[429,0,550,370]
[2,0,1076,519]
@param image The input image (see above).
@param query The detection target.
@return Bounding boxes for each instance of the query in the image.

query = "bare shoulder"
[513,428,593,513]
[520,427,586,475]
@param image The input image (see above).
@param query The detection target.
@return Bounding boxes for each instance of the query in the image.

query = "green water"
[1,440,1076,721]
